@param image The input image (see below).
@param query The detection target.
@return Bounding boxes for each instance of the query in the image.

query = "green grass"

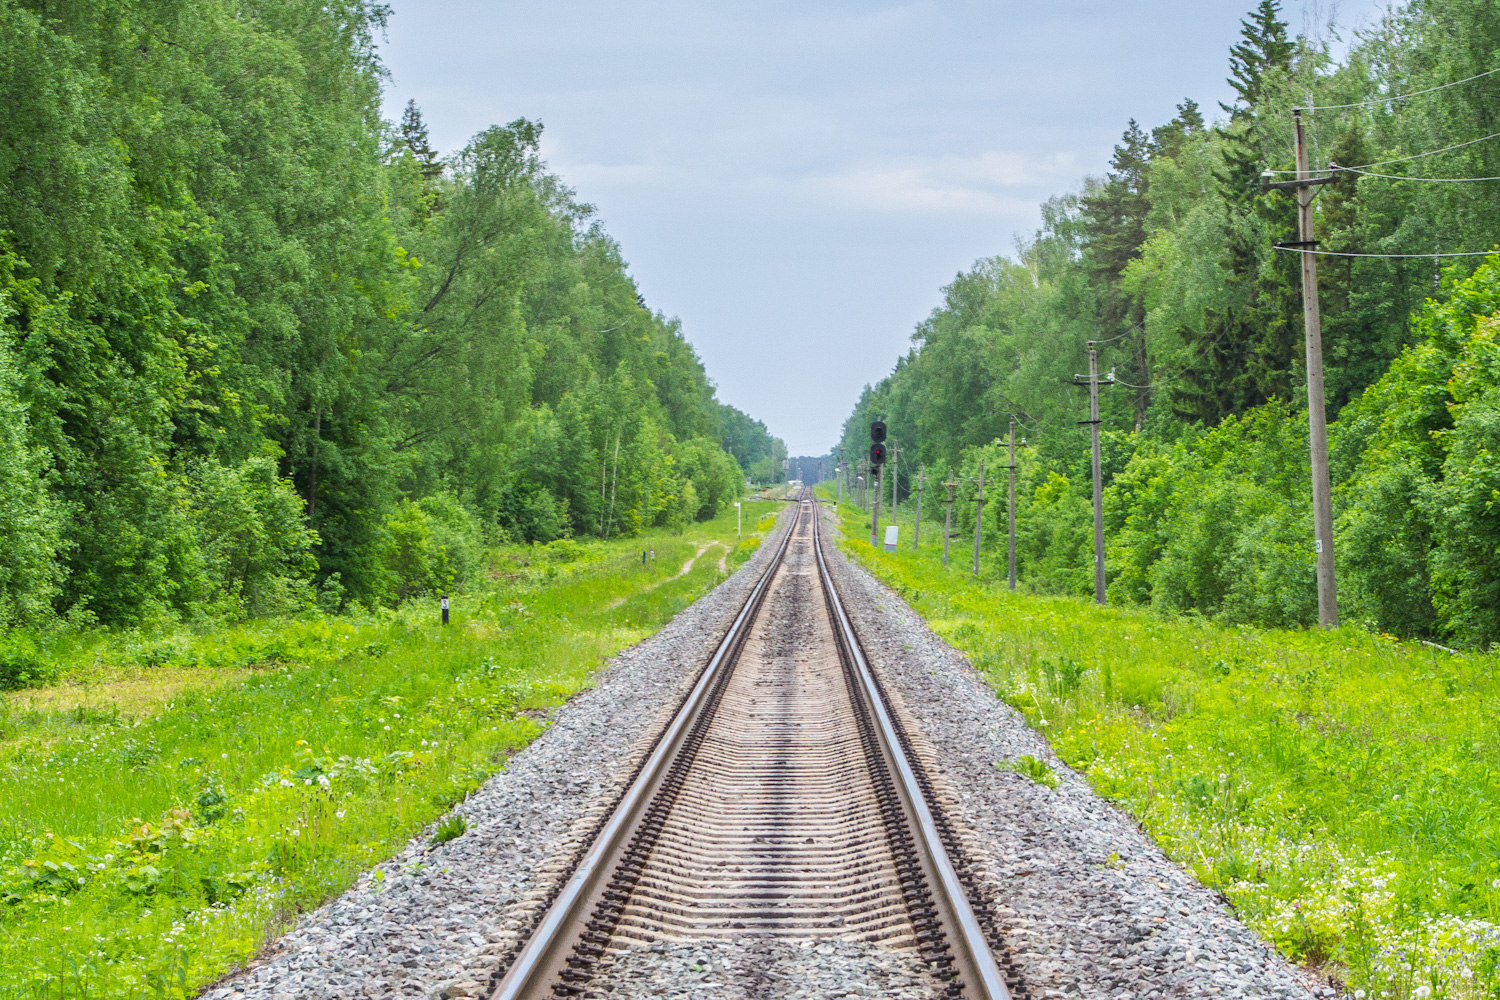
[0,500,780,1000]
[824,486,1500,1000]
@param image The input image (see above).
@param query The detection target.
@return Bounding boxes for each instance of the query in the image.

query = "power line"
[1274,246,1498,258]
[1344,166,1500,183]
[1264,129,1500,174]
[1306,65,1500,111]
[1353,130,1500,169]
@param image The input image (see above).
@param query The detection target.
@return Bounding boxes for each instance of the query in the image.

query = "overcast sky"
[377,0,1390,457]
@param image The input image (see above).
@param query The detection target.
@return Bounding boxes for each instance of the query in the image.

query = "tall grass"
[826,490,1500,1000]
[0,501,778,999]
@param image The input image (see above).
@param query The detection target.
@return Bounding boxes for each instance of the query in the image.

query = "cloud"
[799,151,1081,216]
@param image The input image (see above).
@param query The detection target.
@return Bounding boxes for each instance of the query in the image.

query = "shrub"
[0,631,54,690]
[379,493,485,603]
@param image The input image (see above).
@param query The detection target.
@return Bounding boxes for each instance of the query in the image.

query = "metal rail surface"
[488,491,1014,1000]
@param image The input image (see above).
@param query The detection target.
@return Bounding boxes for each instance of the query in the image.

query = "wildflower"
[1414,987,1430,998]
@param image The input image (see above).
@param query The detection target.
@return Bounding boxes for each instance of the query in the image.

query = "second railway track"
[490,494,1028,1000]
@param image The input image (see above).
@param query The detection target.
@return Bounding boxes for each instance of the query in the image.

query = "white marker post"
[734,501,742,539]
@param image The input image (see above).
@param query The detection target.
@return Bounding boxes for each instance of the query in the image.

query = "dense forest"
[0,0,782,629]
[835,0,1500,645]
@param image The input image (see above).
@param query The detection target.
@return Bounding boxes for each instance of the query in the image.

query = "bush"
[181,457,319,618]
[379,493,485,603]
[0,631,54,690]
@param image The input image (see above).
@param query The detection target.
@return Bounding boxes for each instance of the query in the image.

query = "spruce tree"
[401,99,444,181]
[1171,0,1296,425]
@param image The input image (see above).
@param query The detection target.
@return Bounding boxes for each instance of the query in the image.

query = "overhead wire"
[1304,65,1500,111]
[1342,166,1500,183]
[1274,246,1497,258]
[1263,129,1500,175]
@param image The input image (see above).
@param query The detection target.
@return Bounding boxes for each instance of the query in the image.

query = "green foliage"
[377,494,485,603]
[1336,259,1500,644]
[429,813,467,846]
[0,632,52,691]
[0,0,776,627]
[1002,755,1058,789]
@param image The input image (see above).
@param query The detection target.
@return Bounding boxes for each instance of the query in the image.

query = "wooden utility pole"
[972,460,986,578]
[890,443,900,518]
[943,468,956,568]
[914,469,925,549]
[1264,110,1339,627]
[1073,344,1115,605]
[1006,419,1018,591]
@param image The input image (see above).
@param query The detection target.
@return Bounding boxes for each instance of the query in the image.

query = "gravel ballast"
[207,501,1335,999]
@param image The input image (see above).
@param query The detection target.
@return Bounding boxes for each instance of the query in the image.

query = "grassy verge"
[0,500,781,999]
[825,489,1500,1000]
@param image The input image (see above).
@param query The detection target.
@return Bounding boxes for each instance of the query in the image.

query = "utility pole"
[914,469,925,549]
[1006,418,1018,591]
[1073,343,1115,605]
[1265,110,1339,627]
[972,460,986,578]
[890,442,900,518]
[942,468,956,568]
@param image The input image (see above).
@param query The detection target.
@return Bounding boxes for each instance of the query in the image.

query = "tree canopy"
[833,0,1500,645]
[0,0,781,628]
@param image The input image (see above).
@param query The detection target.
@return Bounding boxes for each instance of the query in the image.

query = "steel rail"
[489,498,806,1000]
[811,502,1013,1000]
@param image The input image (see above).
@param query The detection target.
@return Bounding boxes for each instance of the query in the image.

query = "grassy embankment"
[0,499,784,1000]
[824,485,1500,1000]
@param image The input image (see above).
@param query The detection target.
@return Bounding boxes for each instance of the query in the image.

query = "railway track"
[489,493,1027,999]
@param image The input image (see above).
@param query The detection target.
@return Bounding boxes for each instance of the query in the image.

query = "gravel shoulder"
[820,505,1336,1000]
[204,509,796,1000]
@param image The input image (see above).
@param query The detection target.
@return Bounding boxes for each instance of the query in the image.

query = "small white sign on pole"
[884,525,899,552]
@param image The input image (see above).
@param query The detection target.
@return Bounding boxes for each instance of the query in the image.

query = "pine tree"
[1082,121,1153,425]
[401,99,444,181]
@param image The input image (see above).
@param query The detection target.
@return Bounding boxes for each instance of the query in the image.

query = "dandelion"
[1414,987,1431,998]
